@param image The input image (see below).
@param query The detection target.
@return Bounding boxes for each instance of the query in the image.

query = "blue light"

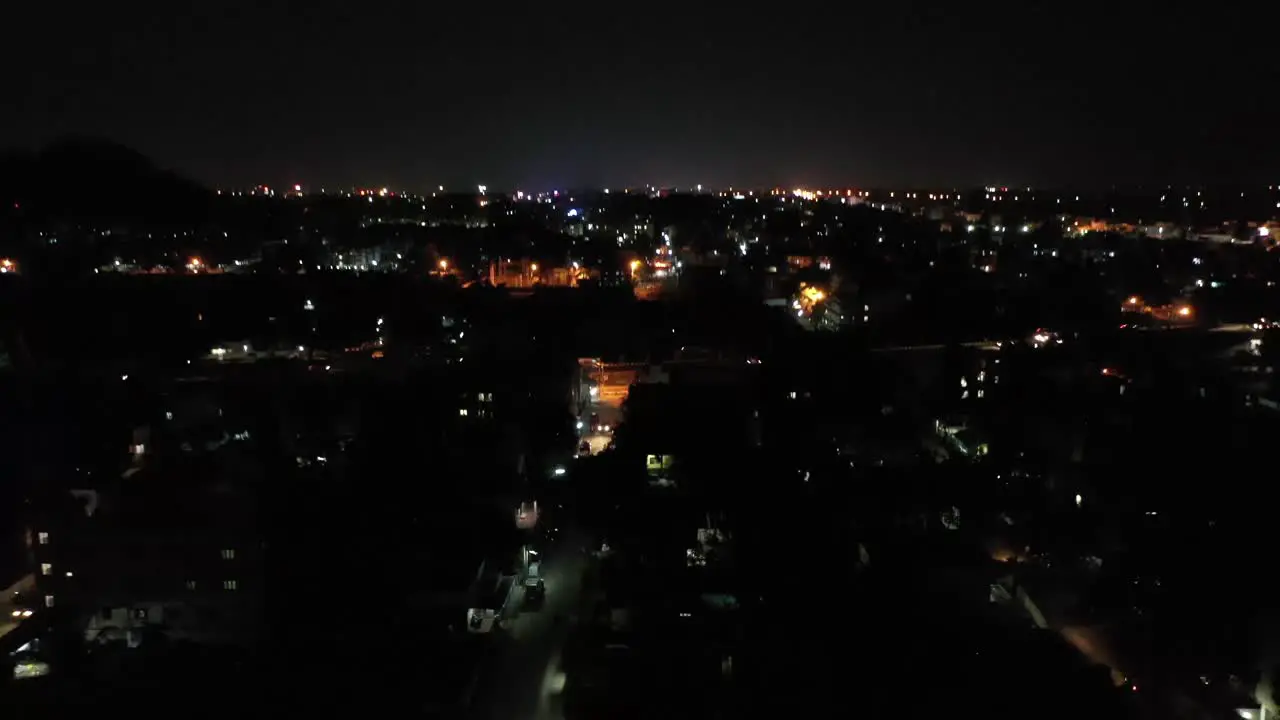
[567,209,579,218]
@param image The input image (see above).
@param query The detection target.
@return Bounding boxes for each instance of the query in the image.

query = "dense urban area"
[3,141,1280,719]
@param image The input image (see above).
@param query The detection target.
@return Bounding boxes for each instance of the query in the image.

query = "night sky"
[5,3,1275,190]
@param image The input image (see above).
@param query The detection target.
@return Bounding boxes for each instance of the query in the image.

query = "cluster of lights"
[1123,296,1193,319]
[793,283,829,317]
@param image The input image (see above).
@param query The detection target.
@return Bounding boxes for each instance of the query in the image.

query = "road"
[579,363,632,456]
[465,529,593,720]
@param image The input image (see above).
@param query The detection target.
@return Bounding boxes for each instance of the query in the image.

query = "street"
[465,529,594,720]
[580,362,633,456]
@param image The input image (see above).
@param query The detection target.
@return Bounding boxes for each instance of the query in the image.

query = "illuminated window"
[185,580,197,590]
[40,563,52,576]
[38,532,49,545]
[221,549,235,560]
[223,580,237,591]
[459,408,469,417]
[44,595,54,608]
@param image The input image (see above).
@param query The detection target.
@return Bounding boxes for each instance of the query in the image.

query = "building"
[30,456,265,648]
[488,259,595,288]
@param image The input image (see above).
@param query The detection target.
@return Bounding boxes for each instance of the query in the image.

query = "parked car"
[525,577,546,606]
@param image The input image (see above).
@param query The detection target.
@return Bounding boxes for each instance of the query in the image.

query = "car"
[9,591,35,619]
[590,413,601,431]
[579,440,591,456]
[525,577,546,606]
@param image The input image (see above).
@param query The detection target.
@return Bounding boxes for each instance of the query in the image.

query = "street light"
[438,259,449,271]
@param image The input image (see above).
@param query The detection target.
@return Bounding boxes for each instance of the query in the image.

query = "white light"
[1260,227,1271,237]
[589,387,599,397]
[121,374,128,381]
[297,345,305,352]
[553,467,566,476]
[576,421,584,430]
[1075,494,1083,507]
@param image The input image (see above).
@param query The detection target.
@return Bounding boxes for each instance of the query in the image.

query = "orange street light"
[438,259,449,270]
[1177,305,1192,317]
